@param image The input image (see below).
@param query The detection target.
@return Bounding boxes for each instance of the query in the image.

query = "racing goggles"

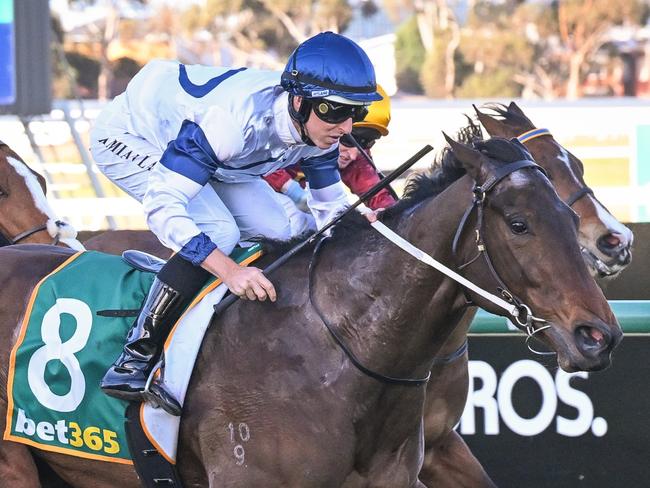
[339,128,380,149]
[311,99,369,124]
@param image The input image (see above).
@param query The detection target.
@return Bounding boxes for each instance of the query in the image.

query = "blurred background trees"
[50,0,650,100]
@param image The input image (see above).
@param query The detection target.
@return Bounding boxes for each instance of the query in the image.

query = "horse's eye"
[509,220,528,235]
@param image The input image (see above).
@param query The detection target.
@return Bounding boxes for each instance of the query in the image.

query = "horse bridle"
[452,158,552,353]
[0,177,70,247]
[517,128,595,208]
[306,159,553,387]
[517,128,622,278]
[0,219,68,247]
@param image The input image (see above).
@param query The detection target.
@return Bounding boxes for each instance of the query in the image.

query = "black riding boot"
[100,277,186,404]
[101,253,211,416]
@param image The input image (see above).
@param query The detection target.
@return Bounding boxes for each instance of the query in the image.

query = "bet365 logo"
[460,360,607,437]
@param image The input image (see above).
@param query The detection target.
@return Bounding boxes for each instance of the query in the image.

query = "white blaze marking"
[5,156,86,250]
[557,147,631,244]
[6,156,57,219]
[557,147,573,171]
[593,200,632,242]
[507,172,531,187]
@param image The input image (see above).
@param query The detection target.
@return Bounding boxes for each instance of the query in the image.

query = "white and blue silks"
[90,60,348,264]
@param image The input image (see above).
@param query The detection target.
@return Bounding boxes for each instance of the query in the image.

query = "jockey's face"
[292,96,353,149]
[337,143,359,169]
[338,129,380,169]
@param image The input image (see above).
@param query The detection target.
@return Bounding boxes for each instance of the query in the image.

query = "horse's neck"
[399,175,477,351]
[319,176,475,385]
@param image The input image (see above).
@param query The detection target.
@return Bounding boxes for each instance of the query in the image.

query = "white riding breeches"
[90,118,311,255]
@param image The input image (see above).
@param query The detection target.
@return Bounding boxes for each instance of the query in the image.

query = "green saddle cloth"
[4,245,262,464]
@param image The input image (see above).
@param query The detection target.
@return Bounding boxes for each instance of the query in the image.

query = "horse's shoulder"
[0,245,77,274]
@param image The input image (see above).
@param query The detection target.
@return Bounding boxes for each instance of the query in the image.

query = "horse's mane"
[254,230,316,257]
[473,136,534,166]
[382,119,483,218]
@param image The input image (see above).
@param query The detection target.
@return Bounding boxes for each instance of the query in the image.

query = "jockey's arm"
[340,157,396,210]
[143,113,276,301]
[302,149,382,225]
[301,149,350,227]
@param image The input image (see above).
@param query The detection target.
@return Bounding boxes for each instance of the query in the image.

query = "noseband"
[452,159,552,353]
[0,220,68,247]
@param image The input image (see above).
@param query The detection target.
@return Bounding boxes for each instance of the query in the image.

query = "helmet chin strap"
[288,95,316,146]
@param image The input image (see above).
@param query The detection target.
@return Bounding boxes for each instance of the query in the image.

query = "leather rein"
[308,157,549,387]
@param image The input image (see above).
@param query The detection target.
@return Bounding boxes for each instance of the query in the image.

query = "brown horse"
[0,136,621,487]
[0,142,84,250]
[416,104,633,488]
[0,141,168,257]
[476,102,633,278]
[83,230,172,259]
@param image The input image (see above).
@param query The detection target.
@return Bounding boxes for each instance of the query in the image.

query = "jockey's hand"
[364,207,385,223]
[201,248,277,302]
[223,266,276,302]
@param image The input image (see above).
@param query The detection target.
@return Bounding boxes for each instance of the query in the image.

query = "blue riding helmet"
[281,32,382,105]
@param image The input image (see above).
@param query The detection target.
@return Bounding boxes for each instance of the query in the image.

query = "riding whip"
[213,144,434,315]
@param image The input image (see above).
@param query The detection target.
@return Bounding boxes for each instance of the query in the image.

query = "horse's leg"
[419,430,497,488]
[0,410,41,488]
[0,442,42,487]
[34,455,74,488]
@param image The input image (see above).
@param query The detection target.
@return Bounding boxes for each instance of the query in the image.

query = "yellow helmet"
[354,84,391,136]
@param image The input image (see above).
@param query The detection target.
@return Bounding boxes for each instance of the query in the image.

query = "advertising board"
[463,303,650,487]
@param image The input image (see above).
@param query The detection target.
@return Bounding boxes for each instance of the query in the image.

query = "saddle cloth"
[4,247,262,464]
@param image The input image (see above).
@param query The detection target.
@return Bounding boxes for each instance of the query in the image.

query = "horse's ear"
[443,132,484,181]
[508,101,526,117]
[473,104,509,138]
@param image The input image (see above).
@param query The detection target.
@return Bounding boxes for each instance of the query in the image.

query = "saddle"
[122,250,166,274]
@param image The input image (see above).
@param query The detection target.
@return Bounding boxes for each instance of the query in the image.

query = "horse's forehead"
[491,170,553,202]
[534,139,578,173]
[4,156,55,217]
[556,146,577,171]
[504,171,536,189]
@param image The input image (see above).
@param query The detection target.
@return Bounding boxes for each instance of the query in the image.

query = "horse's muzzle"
[581,245,632,279]
[573,321,623,371]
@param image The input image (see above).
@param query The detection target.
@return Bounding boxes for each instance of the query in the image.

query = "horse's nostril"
[575,325,609,355]
[599,233,621,249]
[620,248,632,265]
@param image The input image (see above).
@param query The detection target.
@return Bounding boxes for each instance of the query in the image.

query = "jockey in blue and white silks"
[92,61,345,260]
[92,31,383,416]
